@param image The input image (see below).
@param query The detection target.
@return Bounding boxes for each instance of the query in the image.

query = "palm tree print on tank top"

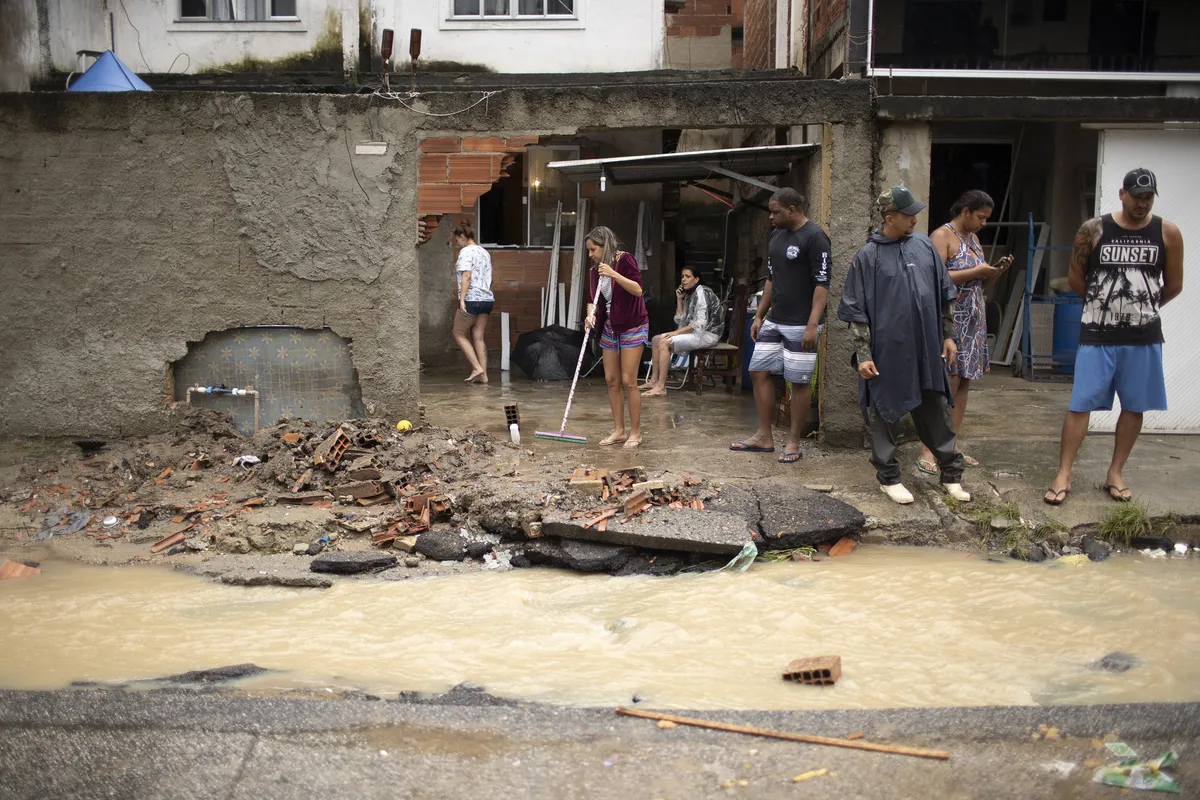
[1081,214,1166,346]
[942,223,988,379]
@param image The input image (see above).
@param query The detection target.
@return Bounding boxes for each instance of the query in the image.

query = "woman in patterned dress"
[918,191,1012,473]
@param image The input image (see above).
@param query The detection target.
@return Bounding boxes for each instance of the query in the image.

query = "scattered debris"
[232,455,260,469]
[615,707,949,760]
[309,552,397,574]
[151,531,187,554]
[828,537,858,557]
[792,769,830,782]
[569,467,609,496]
[783,656,841,686]
[0,560,40,580]
[1093,748,1180,793]
[1092,652,1141,674]
[656,720,677,729]
[846,732,865,741]
[312,427,351,470]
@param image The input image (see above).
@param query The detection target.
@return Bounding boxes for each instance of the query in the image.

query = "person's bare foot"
[623,435,641,449]
[472,374,489,384]
[641,388,666,397]
[465,370,483,383]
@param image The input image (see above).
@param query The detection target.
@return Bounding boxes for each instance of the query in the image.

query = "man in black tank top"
[1044,168,1185,506]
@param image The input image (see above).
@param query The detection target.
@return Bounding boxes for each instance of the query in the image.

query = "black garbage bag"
[512,325,596,381]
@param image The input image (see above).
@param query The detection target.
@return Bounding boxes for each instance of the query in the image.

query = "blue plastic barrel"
[1052,292,1083,374]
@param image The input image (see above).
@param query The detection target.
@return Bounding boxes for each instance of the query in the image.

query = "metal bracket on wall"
[697,163,779,194]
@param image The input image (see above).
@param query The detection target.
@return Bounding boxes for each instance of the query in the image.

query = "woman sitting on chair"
[642,267,725,397]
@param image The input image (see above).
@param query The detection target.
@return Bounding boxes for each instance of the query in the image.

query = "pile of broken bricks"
[567,466,704,530]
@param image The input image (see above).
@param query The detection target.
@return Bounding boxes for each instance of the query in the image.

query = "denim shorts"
[461,300,494,317]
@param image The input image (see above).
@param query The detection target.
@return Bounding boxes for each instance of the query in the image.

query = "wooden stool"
[690,343,741,395]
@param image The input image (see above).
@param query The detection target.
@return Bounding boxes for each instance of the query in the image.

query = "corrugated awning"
[547,143,819,192]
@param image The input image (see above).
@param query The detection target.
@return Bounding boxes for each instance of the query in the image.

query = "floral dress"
[942,224,988,380]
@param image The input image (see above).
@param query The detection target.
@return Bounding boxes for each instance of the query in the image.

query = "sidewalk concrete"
[422,371,1200,544]
[1,689,1195,799]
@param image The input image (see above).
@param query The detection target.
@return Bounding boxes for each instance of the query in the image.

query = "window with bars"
[451,0,576,19]
[180,0,298,20]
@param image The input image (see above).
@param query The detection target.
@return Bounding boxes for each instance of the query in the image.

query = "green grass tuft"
[1097,502,1153,546]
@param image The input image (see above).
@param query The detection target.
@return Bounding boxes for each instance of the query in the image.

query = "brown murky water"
[2,546,1198,710]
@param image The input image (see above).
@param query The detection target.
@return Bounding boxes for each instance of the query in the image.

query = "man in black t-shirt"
[730,188,832,463]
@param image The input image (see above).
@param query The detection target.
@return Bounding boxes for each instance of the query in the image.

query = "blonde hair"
[586,226,621,268]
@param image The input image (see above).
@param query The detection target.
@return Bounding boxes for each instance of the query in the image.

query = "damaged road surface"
[0,410,868,584]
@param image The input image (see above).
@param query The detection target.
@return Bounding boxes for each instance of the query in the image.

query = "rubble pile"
[0,408,870,581]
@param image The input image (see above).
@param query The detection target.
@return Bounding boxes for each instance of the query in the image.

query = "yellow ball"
[395,420,413,431]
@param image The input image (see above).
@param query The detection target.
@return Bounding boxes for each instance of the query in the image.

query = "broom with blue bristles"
[536,285,602,445]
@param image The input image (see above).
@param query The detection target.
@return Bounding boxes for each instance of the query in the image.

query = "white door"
[1091,127,1200,434]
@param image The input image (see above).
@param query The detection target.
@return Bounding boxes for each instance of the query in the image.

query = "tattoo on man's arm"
[1071,218,1099,274]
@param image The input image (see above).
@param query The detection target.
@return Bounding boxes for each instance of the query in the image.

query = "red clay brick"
[460,184,495,209]
[505,135,541,152]
[419,154,449,183]
[418,184,463,215]
[462,136,507,152]
[419,136,461,153]
[447,154,496,184]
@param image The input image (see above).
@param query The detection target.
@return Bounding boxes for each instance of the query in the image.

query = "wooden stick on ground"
[615,707,950,761]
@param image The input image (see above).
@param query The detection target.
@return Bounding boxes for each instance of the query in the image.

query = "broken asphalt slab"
[510,538,636,573]
[710,480,866,550]
[309,552,397,574]
[543,506,752,555]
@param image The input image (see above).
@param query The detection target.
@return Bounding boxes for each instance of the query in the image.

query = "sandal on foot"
[730,440,774,453]
[778,451,802,464]
[1101,483,1132,503]
[961,454,981,467]
[1043,487,1070,506]
[623,437,641,449]
[599,433,627,447]
[916,459,938,475]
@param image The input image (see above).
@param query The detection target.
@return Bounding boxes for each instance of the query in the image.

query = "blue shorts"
[1069,344,1167,413]
[461,300,494,317]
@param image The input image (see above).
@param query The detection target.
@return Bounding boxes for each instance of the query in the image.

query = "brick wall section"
[417,135,539,243]
[666,0,742,36]
[811,0,845,44]
[743,0,775,69]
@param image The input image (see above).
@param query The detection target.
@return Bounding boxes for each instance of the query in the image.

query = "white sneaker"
[881,483,915,504]
[943,483,971,502]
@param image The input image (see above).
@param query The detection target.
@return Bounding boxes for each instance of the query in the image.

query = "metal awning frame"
[546,143,820,194]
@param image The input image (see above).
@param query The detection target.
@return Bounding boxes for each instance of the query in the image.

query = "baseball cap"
[876,186,927,216]
[1123,168,1158,197]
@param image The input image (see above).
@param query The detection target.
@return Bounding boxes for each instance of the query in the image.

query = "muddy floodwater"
[2,546,1198,710]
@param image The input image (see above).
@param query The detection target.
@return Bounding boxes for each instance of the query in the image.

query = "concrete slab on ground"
[543,506,752,555]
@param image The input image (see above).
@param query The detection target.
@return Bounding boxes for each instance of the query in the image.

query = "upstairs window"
[452,0,575,19]
[180,0,298,20]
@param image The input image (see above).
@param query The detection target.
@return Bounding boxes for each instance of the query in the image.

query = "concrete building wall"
[0,92,419,438]
[0,0,40,92]
[0,78,872,438]
[877,121,932,235]
[663,0,743,70]
[387,0,665,74]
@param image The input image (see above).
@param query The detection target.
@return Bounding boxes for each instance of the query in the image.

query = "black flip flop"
[778,451,802,464]
[1043,487,1070,506]
[730,441,774,453]
[1101,484,1132,503]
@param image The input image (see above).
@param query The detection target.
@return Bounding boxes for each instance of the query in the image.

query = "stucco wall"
[0,76,872,438]
[0,92,419,437]
[877,121,932,235]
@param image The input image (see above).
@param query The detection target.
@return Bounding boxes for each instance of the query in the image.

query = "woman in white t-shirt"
[451,218,495,384]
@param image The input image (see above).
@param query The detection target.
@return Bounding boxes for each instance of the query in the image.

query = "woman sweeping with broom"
[584,226,649,449]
